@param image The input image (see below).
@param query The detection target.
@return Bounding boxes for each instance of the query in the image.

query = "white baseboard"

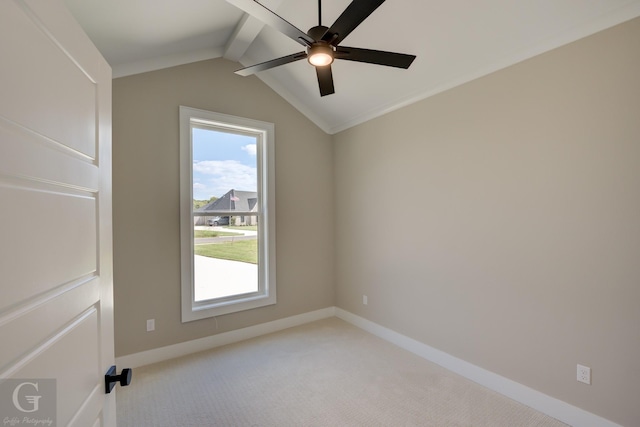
[116,305,619,427]
[116,307,336,369]
[335,307,620,427]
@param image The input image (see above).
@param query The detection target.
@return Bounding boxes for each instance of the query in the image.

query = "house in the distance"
[195,189,258,226]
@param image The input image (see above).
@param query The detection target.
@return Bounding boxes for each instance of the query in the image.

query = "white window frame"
[179,106,276,322]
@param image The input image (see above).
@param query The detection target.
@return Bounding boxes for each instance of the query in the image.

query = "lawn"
[194,239,257,264]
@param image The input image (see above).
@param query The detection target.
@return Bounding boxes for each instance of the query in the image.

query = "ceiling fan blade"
[322,0,386,45]
[335,46,416,69]
[226,0,314,46]
[235,52,308,76]
[316,65,335,96]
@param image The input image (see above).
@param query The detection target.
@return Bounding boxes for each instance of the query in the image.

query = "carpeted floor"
[117,317,567,426]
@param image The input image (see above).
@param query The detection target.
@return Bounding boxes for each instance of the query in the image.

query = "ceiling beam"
[223,13,265,62]
[223,0,286,62]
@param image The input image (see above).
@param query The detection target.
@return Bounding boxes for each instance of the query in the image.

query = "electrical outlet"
[146,319,155,332]
[363,295,368,305]
[577,364,591,384]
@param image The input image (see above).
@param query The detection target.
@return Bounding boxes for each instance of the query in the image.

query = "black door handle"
[105,365,132,394]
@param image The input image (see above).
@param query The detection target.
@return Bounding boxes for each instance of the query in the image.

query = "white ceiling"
[64,0,640,134]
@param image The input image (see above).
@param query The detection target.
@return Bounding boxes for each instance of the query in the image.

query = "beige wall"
[113,19,640,426]
[333,18,640,427]
[112,58,334,356]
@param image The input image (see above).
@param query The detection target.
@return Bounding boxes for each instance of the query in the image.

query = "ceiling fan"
[226,0,416,96]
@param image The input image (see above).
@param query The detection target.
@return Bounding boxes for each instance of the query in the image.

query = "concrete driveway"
[194,255,258,301]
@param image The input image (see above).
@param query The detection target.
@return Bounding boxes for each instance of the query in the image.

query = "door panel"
[0,0,97,159]
[0,183,97,310]
[0,118,99,189]
[12,309,100,425]
[0,1,115,426]
[0,276,99,369]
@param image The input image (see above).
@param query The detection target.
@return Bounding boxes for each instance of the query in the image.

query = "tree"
[193,196,218,210]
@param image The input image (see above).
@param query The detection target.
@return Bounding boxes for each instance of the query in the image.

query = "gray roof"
[195,189,257,214]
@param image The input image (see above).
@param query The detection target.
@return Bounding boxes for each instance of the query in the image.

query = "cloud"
[241,144,257,156]
[193,160,257,199]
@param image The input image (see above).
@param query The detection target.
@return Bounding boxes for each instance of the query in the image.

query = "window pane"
[192,127,259,302]
[180,106,275,322]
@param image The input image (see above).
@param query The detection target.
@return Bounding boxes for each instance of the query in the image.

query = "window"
[179,106,276,322]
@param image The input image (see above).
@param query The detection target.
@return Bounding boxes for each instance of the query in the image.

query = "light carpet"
[117,317,567,426]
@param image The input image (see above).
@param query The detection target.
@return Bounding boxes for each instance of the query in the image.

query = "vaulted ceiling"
[64,0,640,134]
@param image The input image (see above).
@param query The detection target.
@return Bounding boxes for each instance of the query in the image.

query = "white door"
[0,1,115,426]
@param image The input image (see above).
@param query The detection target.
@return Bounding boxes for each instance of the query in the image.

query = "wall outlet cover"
[577,364,591,384]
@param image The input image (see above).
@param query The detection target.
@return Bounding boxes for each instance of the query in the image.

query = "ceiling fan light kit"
[227,0,416,96]
[307,42,334,66]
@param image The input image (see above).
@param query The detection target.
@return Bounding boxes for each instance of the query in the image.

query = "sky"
[192,128,257,200]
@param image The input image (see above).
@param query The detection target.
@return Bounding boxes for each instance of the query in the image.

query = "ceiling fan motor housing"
[307,26,335,66]
[307,25,329,41]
